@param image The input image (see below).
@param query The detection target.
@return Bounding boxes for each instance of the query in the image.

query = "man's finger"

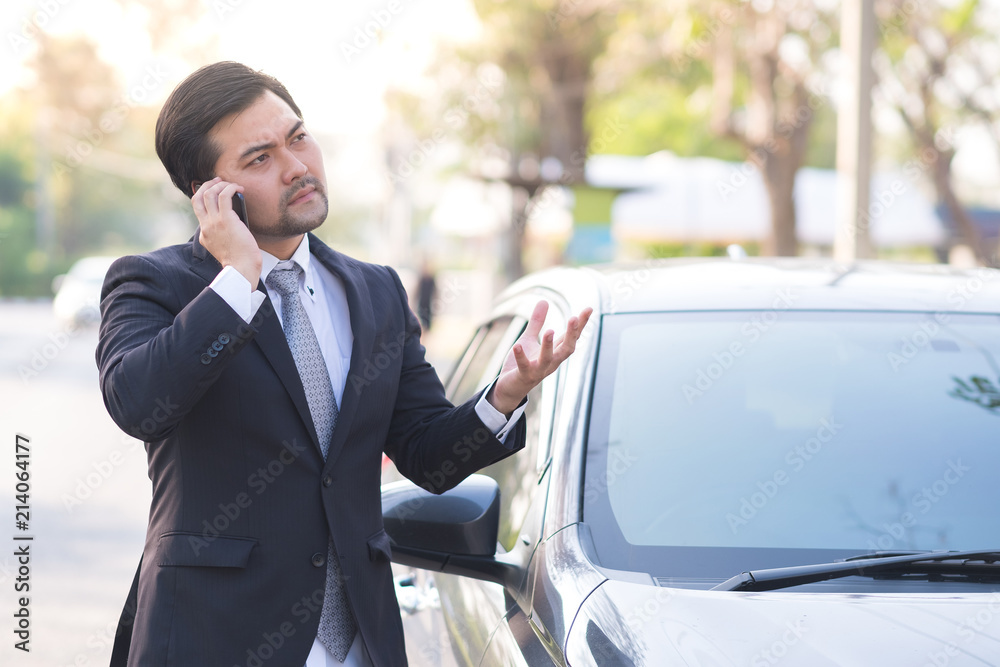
[538,329,556,371]
[512,343,531,374]
[522,300,549,340]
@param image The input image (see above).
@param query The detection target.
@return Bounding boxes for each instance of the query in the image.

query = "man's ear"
[190,181,202,196]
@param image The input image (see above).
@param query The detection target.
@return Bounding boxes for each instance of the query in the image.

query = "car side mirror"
[381,474,518,586]
[382,474,501,557]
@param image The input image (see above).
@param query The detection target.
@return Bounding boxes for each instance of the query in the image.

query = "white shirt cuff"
[209,265,266,323]
[474,380,527,444]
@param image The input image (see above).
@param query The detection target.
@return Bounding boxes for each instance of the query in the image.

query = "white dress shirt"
[209,235,524,665]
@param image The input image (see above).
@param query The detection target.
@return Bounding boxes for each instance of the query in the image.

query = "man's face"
[209,90,328,239]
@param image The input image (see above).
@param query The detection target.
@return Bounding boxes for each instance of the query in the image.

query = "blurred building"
[578,151,949,261]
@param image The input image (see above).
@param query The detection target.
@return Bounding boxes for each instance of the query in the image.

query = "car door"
[436,294,567,666]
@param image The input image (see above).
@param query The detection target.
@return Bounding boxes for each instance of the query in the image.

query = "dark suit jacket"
[96,231,524,666]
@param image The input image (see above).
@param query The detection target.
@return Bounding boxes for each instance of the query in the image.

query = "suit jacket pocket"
[156,532,258,568]
[367,529,392,563]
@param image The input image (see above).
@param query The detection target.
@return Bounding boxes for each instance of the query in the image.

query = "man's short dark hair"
[155,62,303,197]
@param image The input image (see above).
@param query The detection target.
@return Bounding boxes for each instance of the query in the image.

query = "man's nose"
[282,153,308,183]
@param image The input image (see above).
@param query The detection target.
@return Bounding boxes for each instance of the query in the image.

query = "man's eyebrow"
[238,120,305,162]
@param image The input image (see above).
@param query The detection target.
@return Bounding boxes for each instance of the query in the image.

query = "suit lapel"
[190,230,322,453]
[308,234,375,468]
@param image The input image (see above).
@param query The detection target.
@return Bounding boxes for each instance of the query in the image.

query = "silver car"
[383,258,1000,666]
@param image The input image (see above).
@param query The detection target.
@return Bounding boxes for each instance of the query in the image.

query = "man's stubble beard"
[274,177,329,236]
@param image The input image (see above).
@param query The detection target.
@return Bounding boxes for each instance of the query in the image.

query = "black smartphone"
[233,192,249,227]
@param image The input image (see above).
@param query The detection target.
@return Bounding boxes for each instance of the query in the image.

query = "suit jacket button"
[218,333,231,344]
[323,476,333,487]
[212,341,224,351]
[208,348,219,358]
[200,353,212,365]
[311,552,326,567]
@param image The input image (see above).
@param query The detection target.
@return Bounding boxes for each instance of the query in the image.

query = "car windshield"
[584,310,1000,584]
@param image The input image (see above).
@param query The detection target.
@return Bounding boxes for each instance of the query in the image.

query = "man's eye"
[249,154,267,165]
[292,133,307,143]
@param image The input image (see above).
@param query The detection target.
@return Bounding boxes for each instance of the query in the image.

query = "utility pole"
[834,0,876,261]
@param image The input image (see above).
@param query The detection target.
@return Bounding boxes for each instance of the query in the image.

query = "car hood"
[565,580,1000,666]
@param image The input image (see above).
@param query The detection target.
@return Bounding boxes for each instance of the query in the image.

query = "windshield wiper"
[712,550,1000,592]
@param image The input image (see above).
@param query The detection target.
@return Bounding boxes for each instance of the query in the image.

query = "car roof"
[501,258,1000,315]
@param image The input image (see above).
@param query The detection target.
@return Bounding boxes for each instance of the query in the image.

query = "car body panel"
[567,580,1000,666]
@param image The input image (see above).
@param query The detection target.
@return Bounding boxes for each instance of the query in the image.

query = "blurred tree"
[118,0,218,56]
[0,34,180,296]
[111,0,220,65]
[874,0,999,266]
[0,0,222,296]
[707,1,837,256]
[606,0,837,256]
[0,103,42,296]
[387,0,620,282]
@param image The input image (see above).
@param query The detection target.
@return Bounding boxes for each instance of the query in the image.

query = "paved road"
[0,301,457,667]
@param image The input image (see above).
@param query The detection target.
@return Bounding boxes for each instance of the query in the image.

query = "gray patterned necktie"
[265,263,357,661]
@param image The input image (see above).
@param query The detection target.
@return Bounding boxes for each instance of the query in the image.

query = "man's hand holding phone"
[192,177,262,288]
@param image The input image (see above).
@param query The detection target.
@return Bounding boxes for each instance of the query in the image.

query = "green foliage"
[804,102,837,170]
[0,35,176,296]
[628,240,759,258]
[571,186,621,224]
[941,0,979,34]
[587,80,744,161]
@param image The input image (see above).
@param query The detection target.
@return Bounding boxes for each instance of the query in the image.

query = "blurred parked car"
[383,258,1000,666]
[52,256,118,326]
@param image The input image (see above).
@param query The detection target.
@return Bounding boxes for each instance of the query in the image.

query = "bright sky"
[2,0,998,209]
[1,0,479,128]
[0,0,482,204]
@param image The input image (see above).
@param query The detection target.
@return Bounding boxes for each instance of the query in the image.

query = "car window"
[584,310,1000,579]
[447,312,555,552]
[448,316,523,405]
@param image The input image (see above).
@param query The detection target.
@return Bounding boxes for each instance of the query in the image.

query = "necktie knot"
[265,264,302,298]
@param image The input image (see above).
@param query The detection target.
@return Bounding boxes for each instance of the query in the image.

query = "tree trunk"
[760,147,799,256]
[540,42,590,184]
[929,151,992,266]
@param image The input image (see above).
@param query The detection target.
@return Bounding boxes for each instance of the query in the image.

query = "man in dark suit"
[96,62,590,667]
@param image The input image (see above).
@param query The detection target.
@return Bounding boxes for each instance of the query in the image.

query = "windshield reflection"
[584,311,1000,578]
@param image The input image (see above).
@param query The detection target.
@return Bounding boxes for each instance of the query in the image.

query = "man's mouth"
[287,186,316,206]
